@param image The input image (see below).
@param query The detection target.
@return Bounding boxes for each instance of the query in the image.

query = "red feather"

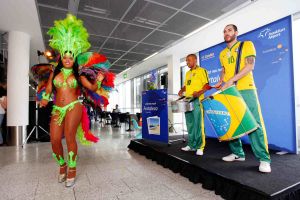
[84,131,99,143]
[102,96,109,106]
[81,106,99,143]
[102,72,115,87]
[86,53,107,67]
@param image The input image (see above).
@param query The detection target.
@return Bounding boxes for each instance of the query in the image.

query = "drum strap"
[234,41,245,85]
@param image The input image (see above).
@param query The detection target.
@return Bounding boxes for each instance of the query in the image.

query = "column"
[6,31,30,146]
[167,54,182,132]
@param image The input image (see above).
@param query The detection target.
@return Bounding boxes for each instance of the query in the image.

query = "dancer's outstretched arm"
[80,73,104,92]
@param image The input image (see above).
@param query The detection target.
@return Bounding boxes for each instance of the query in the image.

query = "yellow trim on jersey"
[184,65,209,100]
[219,41,256,90]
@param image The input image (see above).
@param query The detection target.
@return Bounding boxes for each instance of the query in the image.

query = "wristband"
[42,92,50,101]
[97,81,102,90]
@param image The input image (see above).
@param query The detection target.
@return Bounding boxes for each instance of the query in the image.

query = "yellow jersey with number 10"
[184,66,209,100]
[219,41,256,90]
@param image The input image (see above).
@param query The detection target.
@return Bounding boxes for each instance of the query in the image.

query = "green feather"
[47,14,90,59]
[77,52,93,66]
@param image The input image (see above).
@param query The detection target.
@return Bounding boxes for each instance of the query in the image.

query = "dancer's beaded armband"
[97,81,102,90]
[42,93,51,101]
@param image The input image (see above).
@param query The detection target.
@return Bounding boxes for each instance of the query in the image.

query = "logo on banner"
[201,52,215,61]
[258,27,286,40]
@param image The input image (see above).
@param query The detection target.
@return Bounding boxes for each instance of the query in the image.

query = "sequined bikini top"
[53,68,78,89]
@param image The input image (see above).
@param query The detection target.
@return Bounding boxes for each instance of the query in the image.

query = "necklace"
[61,68,73,87]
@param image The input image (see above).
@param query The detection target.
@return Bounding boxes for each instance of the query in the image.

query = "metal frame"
[22,100,50,147]
[36,0,251,75]
[36,0,213,73]
[110,0,194,66]
[23,53,50,147]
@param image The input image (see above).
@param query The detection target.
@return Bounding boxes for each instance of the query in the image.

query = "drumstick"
[187,97,196,103]
[176,96,185,101]
[203,84,212,90]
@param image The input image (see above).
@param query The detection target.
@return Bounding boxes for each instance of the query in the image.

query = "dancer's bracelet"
[97,81,102,90]
[42,93,50,101]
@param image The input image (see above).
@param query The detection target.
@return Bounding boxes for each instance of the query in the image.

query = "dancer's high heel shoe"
[58,173,67,183]
[65,169,76,187]
[58,165,67,183]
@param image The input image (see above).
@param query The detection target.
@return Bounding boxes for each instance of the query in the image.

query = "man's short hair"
[225,24,238,32]
[186,54,197,60]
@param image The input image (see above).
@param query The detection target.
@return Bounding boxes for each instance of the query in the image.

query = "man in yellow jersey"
[215,24,271,173]
[178,54,211,156]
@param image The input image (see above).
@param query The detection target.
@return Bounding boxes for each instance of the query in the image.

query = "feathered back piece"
[47,14,90,59]
[77,52,111,71]
[77,52,115,107]
[30,63,54,101]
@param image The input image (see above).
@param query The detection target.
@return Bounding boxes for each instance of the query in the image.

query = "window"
[133,77,142,110]
[124,80,131,112]
[158,67,168,89]
[181,64,189,88]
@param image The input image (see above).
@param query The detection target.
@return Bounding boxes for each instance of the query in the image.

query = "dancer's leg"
[50,113,66,174]
[64,103,82,179]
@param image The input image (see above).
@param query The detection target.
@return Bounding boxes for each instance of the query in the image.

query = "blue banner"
[142,89,169,143]
[199,16,296,153]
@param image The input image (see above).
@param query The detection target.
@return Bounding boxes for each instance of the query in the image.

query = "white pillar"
[167,54,181,95]
[167,54,182,132]
[6,31,30,146]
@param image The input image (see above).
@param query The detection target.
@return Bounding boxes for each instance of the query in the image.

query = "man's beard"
[187,64,195,69]
[224,35,236,43]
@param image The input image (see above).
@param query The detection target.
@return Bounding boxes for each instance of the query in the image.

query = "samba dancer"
[37,14,114,187]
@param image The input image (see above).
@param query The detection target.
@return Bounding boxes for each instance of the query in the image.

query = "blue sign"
[200,16,296,153]
[142,89,169,143]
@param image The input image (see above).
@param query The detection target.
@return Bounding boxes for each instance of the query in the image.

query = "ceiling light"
[133,17,163,27]
[84,5,110,15]
[44,50,52,57]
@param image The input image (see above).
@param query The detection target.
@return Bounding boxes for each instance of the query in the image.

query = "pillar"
[6,31,30,146]
[167,54,182,132]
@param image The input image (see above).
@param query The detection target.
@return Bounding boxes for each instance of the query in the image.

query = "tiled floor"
[0,122,223,200]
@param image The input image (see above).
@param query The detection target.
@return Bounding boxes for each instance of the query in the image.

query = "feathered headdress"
[47,14,90,59]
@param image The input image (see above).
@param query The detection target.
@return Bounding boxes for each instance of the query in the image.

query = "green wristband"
[97,81,102,90]
[42,92,50,101]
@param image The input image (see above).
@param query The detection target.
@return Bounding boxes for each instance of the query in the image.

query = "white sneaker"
[181,146,194,151]
[196,149,204,156]
[222,154,245,162]
[259,161,271,173]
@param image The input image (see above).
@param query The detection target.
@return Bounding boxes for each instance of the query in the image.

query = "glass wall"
[133,76,142,113]
[110,66,168,114]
